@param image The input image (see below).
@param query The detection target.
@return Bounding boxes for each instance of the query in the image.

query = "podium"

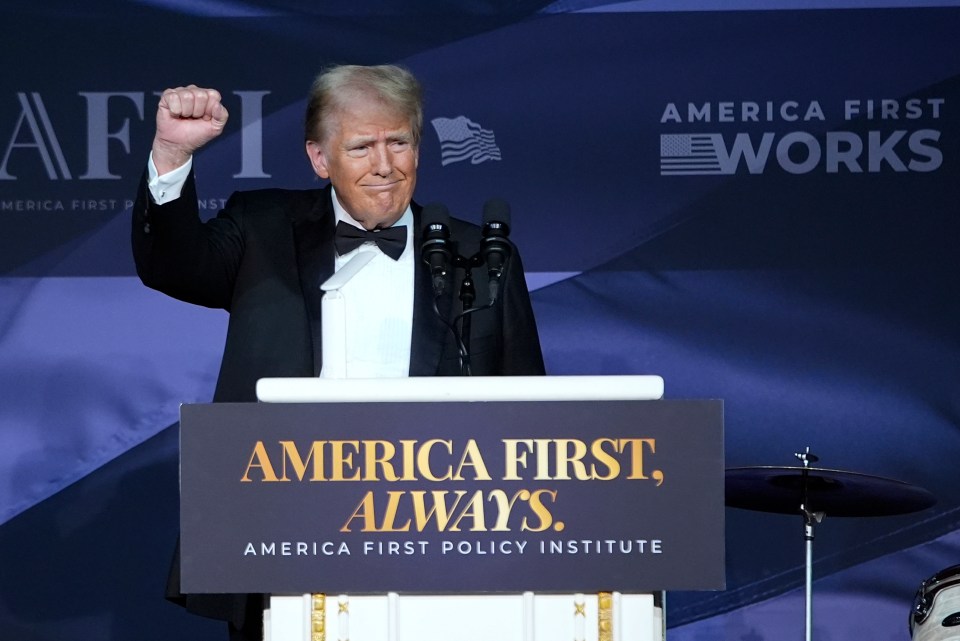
[266,592,662,641]
[178,376,724,641]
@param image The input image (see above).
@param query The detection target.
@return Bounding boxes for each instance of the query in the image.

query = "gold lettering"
[589,438,620,480]
[453,439,492,480]
[417,439,453,481]
[502,439,534,480]
[411,490,467,530]
[241,441,279,482]
[448,490,488,532]
[330,440,361,481]
[400,440,417,480]
[279,440,326,481]
[620,438,656,480]
[554,438,589,480]
[533,438,552,480]
[487,489,529,531]
[521,489,557,532]
[341,491,376,532]
[362,440,398,481]
[340,491,411,532]
[378,491,412,531]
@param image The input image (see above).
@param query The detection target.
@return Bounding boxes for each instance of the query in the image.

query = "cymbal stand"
[796,447,824,641]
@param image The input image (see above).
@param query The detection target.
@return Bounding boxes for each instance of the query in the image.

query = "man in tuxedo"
[132,65,544,640]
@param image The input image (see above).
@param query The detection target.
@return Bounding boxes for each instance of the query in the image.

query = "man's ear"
[305,141,330,179]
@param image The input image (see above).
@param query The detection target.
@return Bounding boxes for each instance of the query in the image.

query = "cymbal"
[725,466,936,517]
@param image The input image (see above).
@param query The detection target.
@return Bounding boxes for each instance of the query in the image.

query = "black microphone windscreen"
[482,199,511,227]
[422,202,451,230]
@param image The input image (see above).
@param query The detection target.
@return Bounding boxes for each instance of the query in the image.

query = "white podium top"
[255,375,664,404]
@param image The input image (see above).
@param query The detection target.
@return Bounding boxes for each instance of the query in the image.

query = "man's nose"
[370,143,393,176]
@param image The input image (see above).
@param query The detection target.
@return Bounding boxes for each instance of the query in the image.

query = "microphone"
[420,202,452,297]
[481,198,512,304]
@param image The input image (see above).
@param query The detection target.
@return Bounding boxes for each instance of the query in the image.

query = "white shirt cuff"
[147,153,193,204]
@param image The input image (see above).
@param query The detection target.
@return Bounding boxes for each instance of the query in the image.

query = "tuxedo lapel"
[409,205,456,376]
[293,186,336,377]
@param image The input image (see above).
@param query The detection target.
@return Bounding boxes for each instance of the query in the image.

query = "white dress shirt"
[330,187,414,378]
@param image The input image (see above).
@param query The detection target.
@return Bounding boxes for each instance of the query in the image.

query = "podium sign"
[180,399,723,594]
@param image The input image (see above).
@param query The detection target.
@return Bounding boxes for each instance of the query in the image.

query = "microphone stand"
[453,254,483,376]
[426,199,513,377]
[439,240,509,376]
[796,447,823,641]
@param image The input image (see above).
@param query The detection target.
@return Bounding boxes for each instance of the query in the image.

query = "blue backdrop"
[2,1,959,639]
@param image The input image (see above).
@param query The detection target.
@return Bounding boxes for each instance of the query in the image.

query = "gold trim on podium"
[311,593,326,641]
[598,592,613,641]
[304,590,626,641]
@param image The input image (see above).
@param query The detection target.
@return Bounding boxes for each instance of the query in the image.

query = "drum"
[912,565,960,641]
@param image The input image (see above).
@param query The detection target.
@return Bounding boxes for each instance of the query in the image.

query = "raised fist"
[152,85,229,174]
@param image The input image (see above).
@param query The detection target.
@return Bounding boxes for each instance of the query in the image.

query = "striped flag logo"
[431,116,502,166]
[660,134,728,175]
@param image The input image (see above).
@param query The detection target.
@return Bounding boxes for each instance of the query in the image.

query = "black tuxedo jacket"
[132,170,544,626]
[133,171,544,403]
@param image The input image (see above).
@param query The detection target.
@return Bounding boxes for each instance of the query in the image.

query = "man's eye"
[347,146,368,157]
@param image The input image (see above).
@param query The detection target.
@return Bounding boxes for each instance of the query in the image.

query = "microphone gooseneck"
[420,202,452,298]
[480,198,512,304]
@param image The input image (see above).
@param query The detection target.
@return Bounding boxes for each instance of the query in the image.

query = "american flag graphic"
[431,116,502,166]
[660,133,725,175]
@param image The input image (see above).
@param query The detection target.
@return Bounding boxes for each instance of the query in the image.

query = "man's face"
[306,98,419,230]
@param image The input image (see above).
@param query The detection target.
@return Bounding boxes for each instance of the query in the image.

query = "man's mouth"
[363,181,398,191]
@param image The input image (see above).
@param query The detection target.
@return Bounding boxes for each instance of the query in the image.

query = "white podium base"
[266,593,663,641]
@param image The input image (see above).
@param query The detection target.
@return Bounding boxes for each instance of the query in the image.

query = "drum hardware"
[726,447,936,641]
[911,565,960,640]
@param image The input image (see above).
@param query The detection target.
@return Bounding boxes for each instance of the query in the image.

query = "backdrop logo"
[0,90,271,182]
[431,116,502,166]
[659,98,945,176]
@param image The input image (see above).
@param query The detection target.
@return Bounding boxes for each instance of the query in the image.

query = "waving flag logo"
[660,134,725,175]
[431,116,502,166]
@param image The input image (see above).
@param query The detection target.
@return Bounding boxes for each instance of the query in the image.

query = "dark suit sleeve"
[134,169,266,630]
[498,247,546,375]
[131,168,244,310]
